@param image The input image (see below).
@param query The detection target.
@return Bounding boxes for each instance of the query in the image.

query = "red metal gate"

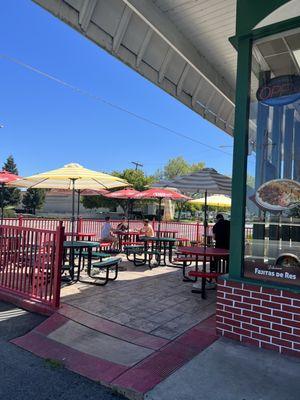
[0,223,64,314]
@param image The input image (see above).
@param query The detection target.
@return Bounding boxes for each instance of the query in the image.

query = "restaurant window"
[244,29,300,287]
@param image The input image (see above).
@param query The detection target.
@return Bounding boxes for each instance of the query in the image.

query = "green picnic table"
[63,240,98,282]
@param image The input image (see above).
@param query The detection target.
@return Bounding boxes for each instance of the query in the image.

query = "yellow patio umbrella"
[10,163,129,238]
[189,194,231,208]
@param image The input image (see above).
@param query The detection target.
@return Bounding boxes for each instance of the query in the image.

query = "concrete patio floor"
[60,257,216,339]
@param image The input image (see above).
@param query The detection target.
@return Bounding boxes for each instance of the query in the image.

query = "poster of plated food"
[255,179,300,211]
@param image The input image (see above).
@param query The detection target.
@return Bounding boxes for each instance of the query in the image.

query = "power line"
[0,53,234,157]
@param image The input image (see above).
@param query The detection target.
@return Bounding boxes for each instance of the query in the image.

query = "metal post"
[229,37,252,279]
[158,198,162,235]
[0,183,4,224]
[204,190,208,249]
[71,178,76,242]
[77,189,81,218]
[53,221,64,309]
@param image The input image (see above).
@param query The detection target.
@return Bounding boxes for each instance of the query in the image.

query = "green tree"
[158,156,205,180]
[22,188,46,215]
[2,155,21,207]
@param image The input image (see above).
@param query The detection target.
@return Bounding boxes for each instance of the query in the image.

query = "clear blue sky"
[0,0,233,178]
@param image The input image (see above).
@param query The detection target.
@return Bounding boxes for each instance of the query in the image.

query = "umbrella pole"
[71,179,76,243]
[1,183,4,225]
[127,199,130,229]
[158,198,162,236]
[77,189,81,218]
[204,190,208,249]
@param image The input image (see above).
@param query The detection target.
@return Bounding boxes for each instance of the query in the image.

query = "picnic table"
[177,246,229,299]
[63,240,98,281]
[136,236,177,267]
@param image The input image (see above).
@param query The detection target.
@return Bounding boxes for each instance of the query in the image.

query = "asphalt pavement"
[0,301,124,400]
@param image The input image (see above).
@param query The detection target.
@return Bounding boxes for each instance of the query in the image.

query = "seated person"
[139,219,154,237]
[116,217,128,231]
[101,216,118,246]
[212,214,230,249]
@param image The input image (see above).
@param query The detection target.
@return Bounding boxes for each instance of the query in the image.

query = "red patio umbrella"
[105,188,140,224]
[133,189,190,232]
[0,170,21,223]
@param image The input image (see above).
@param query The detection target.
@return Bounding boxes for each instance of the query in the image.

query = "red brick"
[261,342,280,352]
[224,306,242,315]
[264,315,282,324]
[218,286,233,294]
[282,291,300,300]
[293,343,300,351]
[272,323,293,333]
[216,304,224,311]
[282,305,300,315]
[224,318,241,328]
[216,316,224,323]
[273,310,293,319]
[252,332,271,342]
[244,283,261,292]
[252,319,270,328]
[253,306,272,315]
[242,323,259,332]
[252,292,270,301]
[220,298,234,306]
[216,323,233,332]
[235,302,252,310]
[243,310,261,319]
[262,287,281,295]
[294,329,300,336]
[216,310,233,319]
[271,296,291,305]
[293,300,300,308]
[242,297,261,305]
[272,337,293,348]
[217,293,225,299]
[261,328,280,338]
[216,328,224,336]
[262,301,281,310]
[234,327,252,336]
[234,289,250,297]
[226,294,242,302]
[282,319,300,329]
[281,348,300,358]
[294,314,300,322]
[226,281,243,289]
[223,331,241,341]
[282,333,300,344]
[241,336,260,347]
[235,315,251,323]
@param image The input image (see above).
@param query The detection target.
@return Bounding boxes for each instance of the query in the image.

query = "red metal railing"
[2,217,253,242]
[0,223,64,312]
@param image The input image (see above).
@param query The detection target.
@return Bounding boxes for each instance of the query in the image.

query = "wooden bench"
[80,257,121,286]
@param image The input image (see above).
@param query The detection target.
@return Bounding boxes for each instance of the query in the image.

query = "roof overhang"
[32,0,237,135]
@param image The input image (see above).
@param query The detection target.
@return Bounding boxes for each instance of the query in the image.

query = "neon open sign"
[256,75,300,106]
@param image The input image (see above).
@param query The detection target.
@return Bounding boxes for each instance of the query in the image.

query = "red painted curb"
[0,288,55,315]
[12,331,128,383]
[112,315,218,394]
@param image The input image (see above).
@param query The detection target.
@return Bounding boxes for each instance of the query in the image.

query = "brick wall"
[216,278,300,358]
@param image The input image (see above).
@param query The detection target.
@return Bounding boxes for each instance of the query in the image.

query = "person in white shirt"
[101,216,117,246]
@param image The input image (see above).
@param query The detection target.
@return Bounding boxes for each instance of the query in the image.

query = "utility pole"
[131,161,143,171]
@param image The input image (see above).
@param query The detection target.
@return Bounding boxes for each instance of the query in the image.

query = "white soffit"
[32,0,237,135]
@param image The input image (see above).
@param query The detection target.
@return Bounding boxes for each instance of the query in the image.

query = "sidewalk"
[147,337,300,400]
